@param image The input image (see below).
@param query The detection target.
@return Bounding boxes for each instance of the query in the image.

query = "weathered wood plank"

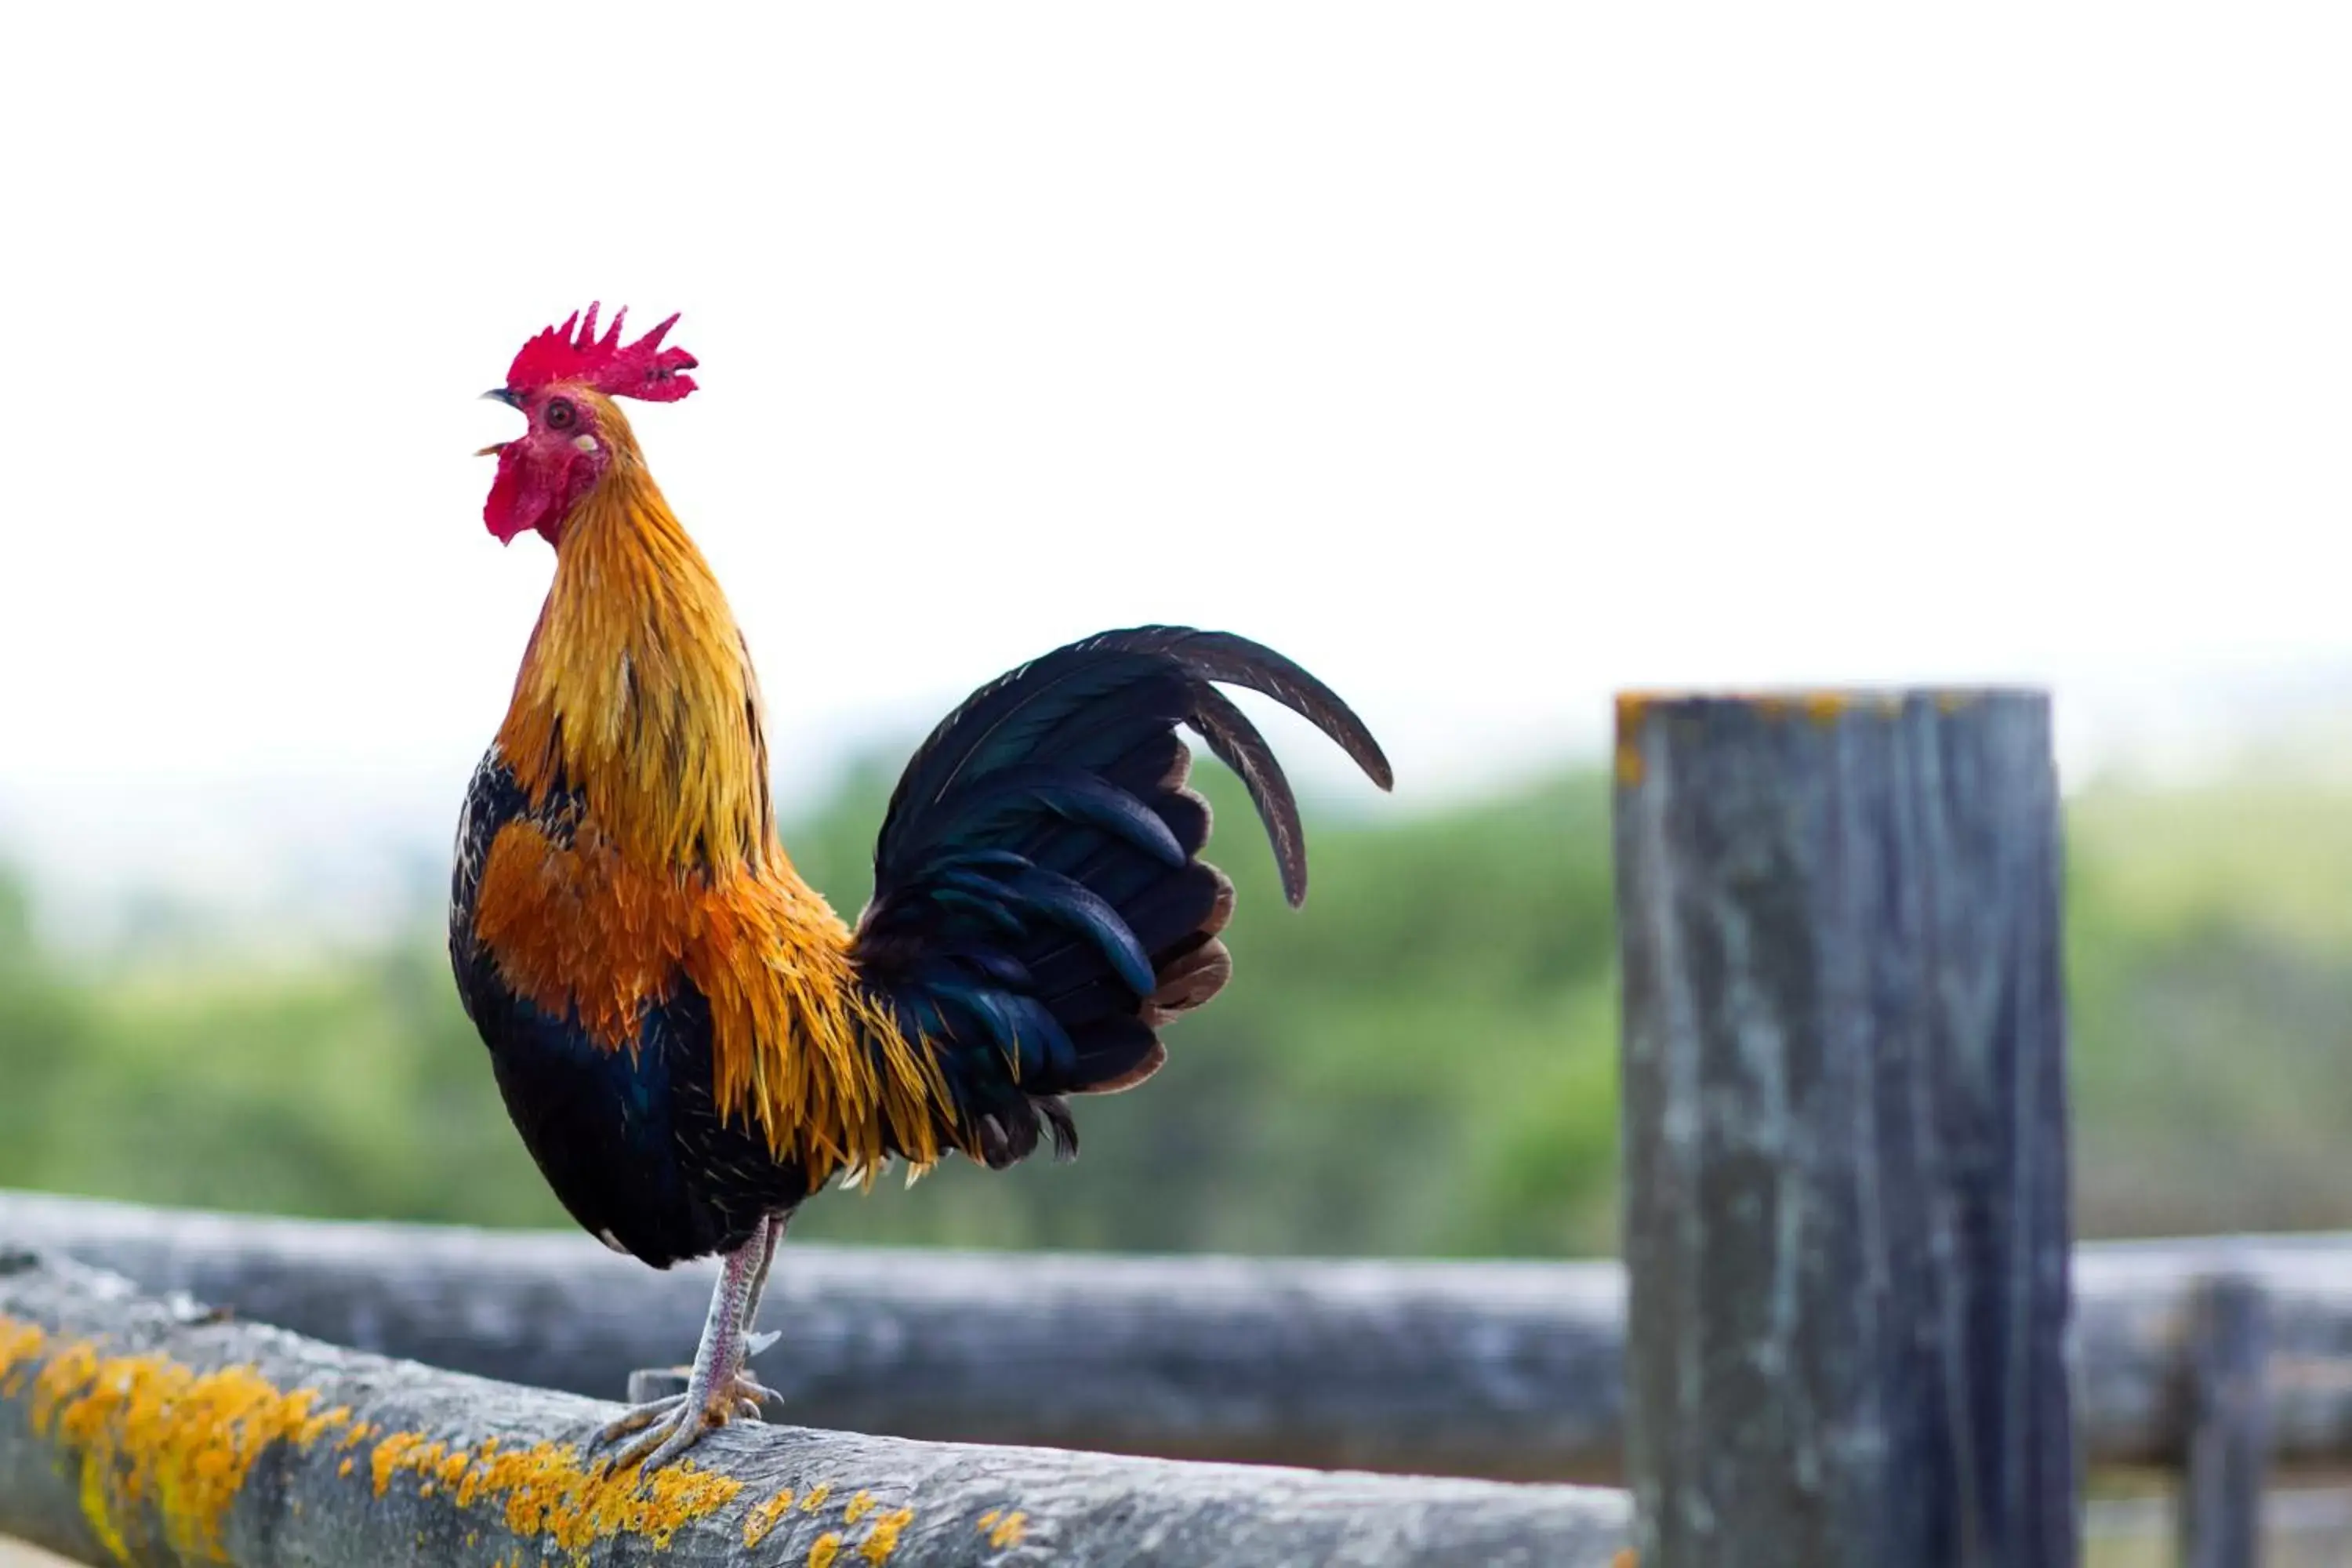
[2074,1237,2352,1476]
[2179,1274,2271,1568]
[0,1250,1630,1568]
[9,1195,2352,1483]
[0,1192,1613,1484]
[1614,691,2078,1566]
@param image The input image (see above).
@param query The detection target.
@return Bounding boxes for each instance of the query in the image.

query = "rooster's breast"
[447,748,808,1266]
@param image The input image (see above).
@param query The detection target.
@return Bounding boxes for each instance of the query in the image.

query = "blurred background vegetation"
[2,757,2350,1258]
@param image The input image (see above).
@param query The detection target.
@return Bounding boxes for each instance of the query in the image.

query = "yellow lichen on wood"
[843,1489,876,1524]
[988,1509,1028,1548]
[439,1444,477,1488]
[7,1323,353,1564]
[294,1405,350,1446]
[745,1486,796,1549]
[1617,688,1928,738]
[801,1481,834,1512]
[1805,690,1905,723]
[370,1429,428,1497]
[453,1437,500,1507]
[808,1530,844,1567]
[0,1318,45,1396]
[859,1505,915,1563]
[1613,694,1650,787]
[368,1428,743,1557]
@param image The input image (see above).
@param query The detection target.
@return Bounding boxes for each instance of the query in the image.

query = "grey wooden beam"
[0,1192,1613,1485]
[2073,1236,2352,1472]
[2178,1274,2271,1568]
[1613,691,2078,1566]
[0,1249,1629,1568]
[9,1195,2352,1484]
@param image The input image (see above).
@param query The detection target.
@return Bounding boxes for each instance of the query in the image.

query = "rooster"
[449,306,1391,1471]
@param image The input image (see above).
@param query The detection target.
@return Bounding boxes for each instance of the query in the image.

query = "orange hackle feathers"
[472,394,956,1185]
[492,396,772,873]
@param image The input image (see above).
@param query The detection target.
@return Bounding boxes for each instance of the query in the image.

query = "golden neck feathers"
[495,409,776,877]
[470,399,952,1181]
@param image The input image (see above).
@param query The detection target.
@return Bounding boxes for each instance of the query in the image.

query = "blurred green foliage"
[2,764,2349,1256]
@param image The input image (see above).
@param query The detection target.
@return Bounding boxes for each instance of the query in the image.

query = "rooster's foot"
[598,1364,781,1472]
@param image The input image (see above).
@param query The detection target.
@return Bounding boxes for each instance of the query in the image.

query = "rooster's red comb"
[504,303,698,402]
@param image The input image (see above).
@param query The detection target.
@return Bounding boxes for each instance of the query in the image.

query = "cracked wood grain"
[1614,691,2078,1567]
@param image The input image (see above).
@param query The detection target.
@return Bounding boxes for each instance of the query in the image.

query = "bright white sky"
[2,5,2350,903]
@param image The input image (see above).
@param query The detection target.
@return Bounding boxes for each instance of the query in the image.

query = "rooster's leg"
[735,1211,790,1374]
[596,1228,783,1471]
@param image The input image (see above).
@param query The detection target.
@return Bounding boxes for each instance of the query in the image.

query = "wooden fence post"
[2179,1272,2271,1568]
[1613,691,2078,1567]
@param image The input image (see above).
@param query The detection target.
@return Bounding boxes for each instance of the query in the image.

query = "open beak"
[479,387,521,455]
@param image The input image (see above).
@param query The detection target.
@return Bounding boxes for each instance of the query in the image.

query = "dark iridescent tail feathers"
[849,626,1391,1170]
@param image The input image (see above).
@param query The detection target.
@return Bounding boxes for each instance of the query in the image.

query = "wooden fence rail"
[0,1192,1613,1484]
[0,1249,1631,1568]
[6,1193,2352,1484]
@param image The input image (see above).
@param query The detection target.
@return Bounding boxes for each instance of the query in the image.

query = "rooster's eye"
[544,398,578,431]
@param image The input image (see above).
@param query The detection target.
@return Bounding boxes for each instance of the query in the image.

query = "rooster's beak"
[480,388,521,454]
